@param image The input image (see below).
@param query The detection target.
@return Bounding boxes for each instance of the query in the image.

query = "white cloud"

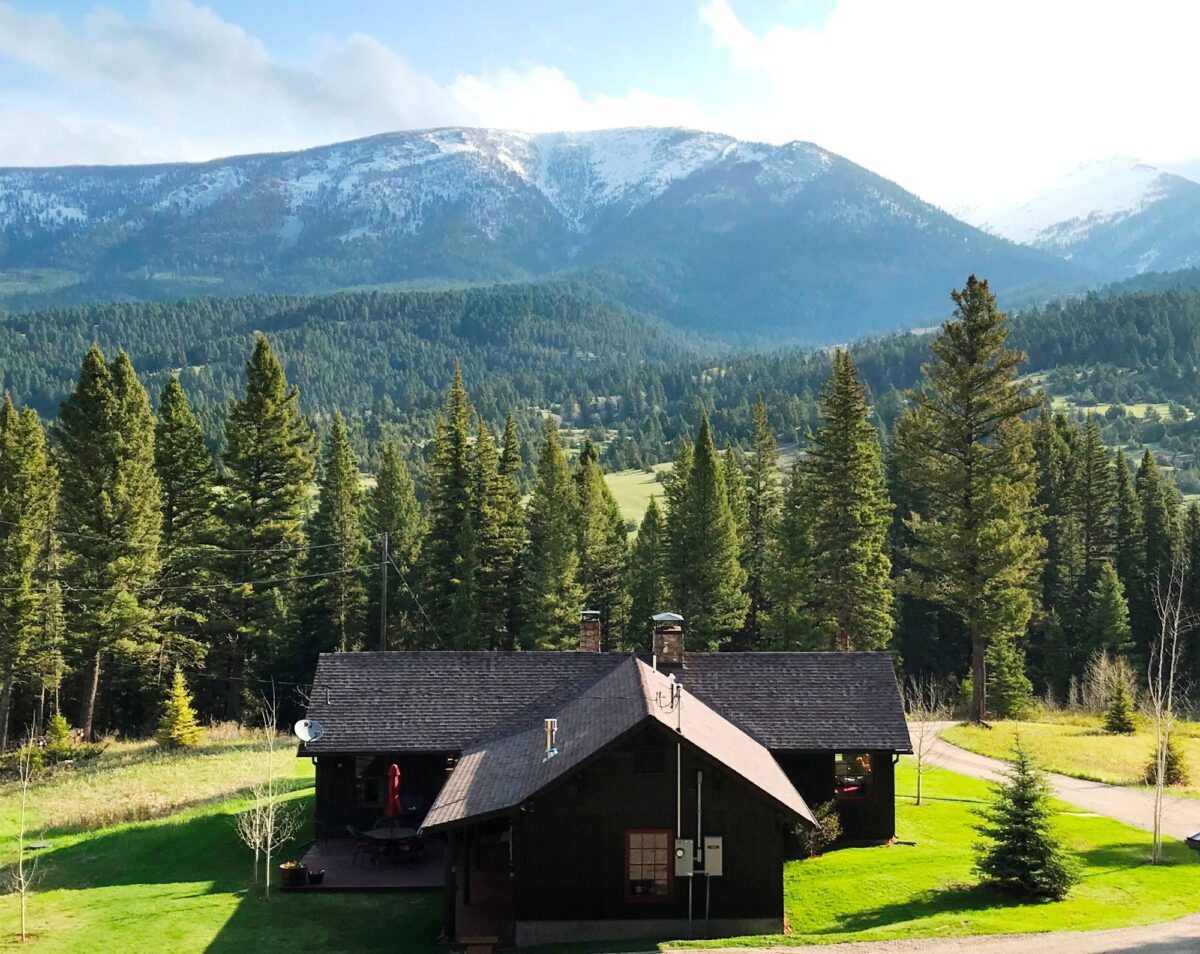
[698,0,1200,210]
[0,1,710,166]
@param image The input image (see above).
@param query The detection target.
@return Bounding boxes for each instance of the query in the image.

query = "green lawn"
[942,718,1200,797]
[4,747,1199,952]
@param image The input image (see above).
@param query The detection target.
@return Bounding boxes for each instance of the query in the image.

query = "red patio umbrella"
[385,763,402,822]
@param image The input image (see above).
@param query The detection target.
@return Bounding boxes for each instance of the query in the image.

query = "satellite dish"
[294,719,325,743]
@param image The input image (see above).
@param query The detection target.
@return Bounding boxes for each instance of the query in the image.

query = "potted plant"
[279,860,307,889]
[307,868,326,885]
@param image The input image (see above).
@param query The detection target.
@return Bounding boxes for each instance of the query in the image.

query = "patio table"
[363,826,417,842]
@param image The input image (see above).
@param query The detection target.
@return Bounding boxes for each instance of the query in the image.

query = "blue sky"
[0,1,1196,211]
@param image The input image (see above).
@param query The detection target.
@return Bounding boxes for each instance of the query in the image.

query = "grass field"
[942,718,1200,797]
[605,464,672,525]
[1048,396,1192,421]
[4,743,1199,952]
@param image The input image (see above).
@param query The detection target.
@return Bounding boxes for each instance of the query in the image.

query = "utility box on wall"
[702,836,723,876]
[674,839,694,876]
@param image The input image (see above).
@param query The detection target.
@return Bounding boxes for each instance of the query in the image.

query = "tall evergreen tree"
[722,446,749,549]
[1085,561,1134,660]
[0,401,56,749]
[1134,450,1179,659]
[56,348,163,738]
[1112,447,1145,592]
[420,364,476,639]
[893,277,1043,721]
[804,350,894,651]
[664,440,694,605]
[521,418,583,648]
[741,395,779,648]
[498,415,527,648]
[303,414,370,654]
[574,439,630,647]
[676,414,748,649]
[1076,416,1116,601]
[217,335,314,719]
[154,376,217,675]
[766,462,819,649]
[367,440,424,648]
[473,418,528,650]
[626,497,670,651]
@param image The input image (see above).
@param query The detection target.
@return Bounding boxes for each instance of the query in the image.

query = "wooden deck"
[292,837,446,891]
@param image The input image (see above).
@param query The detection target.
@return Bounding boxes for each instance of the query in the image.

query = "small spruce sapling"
[1103,678,1137,734]
[974,741,1077,900]
[1144,734,1189,787]
[156,669,204,749]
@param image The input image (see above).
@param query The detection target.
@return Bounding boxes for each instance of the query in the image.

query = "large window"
[834,752,875,801]
[355,756,384,805]
[626,829,672,901]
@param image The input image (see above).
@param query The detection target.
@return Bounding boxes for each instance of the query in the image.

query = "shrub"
[796,799,842,858]
[156,669,204,749]
[987,637,1034,720]
[1103,678,1137,734]
[1144,734,1189,786]
[974,742,1077,900]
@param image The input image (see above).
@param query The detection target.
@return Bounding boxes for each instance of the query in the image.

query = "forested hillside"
[1,276,1196,747]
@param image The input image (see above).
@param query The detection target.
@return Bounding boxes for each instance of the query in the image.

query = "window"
[834,752,875,801]
[355,756,384,805]
[626,829,672,901]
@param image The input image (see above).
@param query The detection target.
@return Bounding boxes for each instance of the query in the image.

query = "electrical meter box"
[702,835,723,876]
[674,839,694,876]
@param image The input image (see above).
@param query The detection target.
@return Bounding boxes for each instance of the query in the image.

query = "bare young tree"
[233,686,301,899]
[903,675,950,806]
[8,728,41,942]
[1146,552,1198,864]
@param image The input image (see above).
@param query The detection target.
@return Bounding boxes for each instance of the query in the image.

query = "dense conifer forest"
[0,274,1198,740]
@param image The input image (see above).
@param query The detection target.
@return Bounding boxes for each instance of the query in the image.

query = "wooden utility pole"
[380,532,389,651]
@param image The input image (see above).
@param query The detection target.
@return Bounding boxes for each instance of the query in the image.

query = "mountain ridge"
[0,125,1087,341]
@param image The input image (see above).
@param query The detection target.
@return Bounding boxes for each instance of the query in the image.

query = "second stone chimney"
[651,612,685,668]
[579,610,602,652]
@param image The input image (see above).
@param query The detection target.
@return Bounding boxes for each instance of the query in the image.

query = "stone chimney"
[579,610,602,652]
[652,612,685,668]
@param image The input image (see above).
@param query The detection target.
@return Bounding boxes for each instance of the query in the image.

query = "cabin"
[299,616,910,947]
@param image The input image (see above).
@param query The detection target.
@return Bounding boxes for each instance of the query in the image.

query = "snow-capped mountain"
[0,127,1082,340]
[976,158,1200,278]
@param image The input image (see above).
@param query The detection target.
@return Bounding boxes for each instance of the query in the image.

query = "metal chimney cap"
[652,612,684,622]
[581,609,601,618]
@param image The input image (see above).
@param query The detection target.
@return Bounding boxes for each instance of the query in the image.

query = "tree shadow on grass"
[818,881,1024,936]
[9,784,445,954]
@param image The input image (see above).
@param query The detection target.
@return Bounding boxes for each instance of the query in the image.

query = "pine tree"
[156,668,203,749]
[303,414,370,654]
[676,414,748,649]
[1076,416,1116,600]
[154,376,217,676]
[521,418,583,648]
[0,401,56,750]
[1112,447,1145,593]
[766,463,820,649]
[1103,676,1136,734]
[722,446,748,550]
[216,335,314,720]
[986,635,1034,719]
[664,439,693,606]
[472,418,524,650]
[497,415,527,648]
[1184,503,1200,684]
[1144,734,1189,786]
[1085,561,1134,660]
[56,348,163,739]
[574,439,630,647]
[367,440,424,648]
[804,351,894,651]
[1135,450,1179,659]
[741,395,779,648]
[974,742,1077,900]
[626,497,670,650]
[893,278,1042,721]
[420,364,476,637]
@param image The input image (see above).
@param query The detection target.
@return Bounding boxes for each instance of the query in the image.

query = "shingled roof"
[300,649,910,755]
[421,657,815,832]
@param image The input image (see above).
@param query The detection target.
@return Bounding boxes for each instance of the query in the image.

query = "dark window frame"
[833,751,876,803]
[625,828,673,903]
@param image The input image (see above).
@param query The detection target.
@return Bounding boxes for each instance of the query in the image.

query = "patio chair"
[346,825,381,867]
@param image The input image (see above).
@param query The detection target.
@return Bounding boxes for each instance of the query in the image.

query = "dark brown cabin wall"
[774,750,896,842]
[512,724,784,923]
[314,752,454,828]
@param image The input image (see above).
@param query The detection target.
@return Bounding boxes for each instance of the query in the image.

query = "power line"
[0,516,348,555]
[388,554,446,648]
